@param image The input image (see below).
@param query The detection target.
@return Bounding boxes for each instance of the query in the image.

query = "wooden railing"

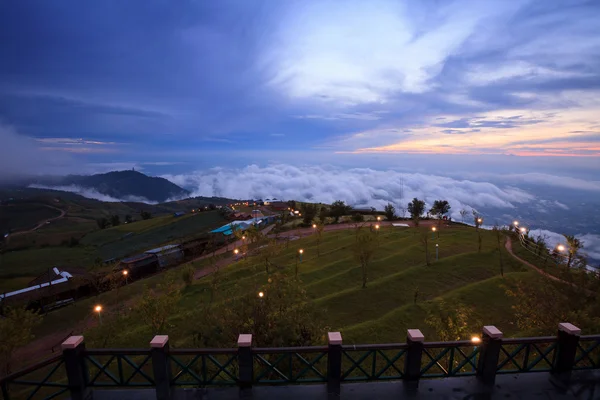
[1,323,598,399]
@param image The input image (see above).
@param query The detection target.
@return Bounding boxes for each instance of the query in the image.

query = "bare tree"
[459,209,467,223]
[420,230,431,266]
[353,228,378,288]
[492,223,504,277]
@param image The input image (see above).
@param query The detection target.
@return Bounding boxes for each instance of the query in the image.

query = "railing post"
[327,332,342,393]
[151,335,172,400]
[476,325,503,386]
[553,322,581,378]
[238,334,253,389]
[404,329,424,381]
[61,336,91,400]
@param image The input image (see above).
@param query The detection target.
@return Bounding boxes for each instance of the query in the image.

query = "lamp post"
[258,291,264,298]
[95,305,103,325]
[431,227,436,240]
[557,244,565,252]
[435,243,439,261]
[234,248,239,261]
[296,249,304,278]
[375,224,380,236]
[122,270,128,285]
[377,216,381,222]
[299,249,304,263]
[520,227,527,235]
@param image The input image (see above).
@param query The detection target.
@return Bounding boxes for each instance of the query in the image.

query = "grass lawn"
[34,225,550,350]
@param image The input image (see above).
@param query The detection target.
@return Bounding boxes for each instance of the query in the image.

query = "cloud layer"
[28,184,156,204]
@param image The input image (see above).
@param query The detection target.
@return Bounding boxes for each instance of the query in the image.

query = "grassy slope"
[0,211,226,291]
[37,225,540,349]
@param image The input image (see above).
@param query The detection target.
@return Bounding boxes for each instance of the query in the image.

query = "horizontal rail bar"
[423,340,473,348]
[84,349,151,356]
[169,348,238,355]
[501,337,557,344]
[254,346,328,354]
[342,343,408,351]
[0,355,63,384]
[580,335,600,341]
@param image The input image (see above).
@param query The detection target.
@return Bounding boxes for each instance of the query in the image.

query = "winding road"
[9,205,66,236]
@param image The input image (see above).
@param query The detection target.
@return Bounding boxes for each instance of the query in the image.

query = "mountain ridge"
[31,170,190,203]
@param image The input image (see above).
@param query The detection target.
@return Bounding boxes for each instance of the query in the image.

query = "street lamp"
[477,218,483,225]
[234,248,239,260]
[299,249,304,262]
[312,224,317,229]
[520,227,527,234]
[122,270,128,285]
[513,221,519,227]
[94,305,103,325]
[431,226,436,239]
[377,216,381,222]
[557,245,565,252]
[258,291,264,298]
[435,243,439,261]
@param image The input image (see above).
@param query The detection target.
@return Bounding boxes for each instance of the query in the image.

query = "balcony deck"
[93,370,600,400]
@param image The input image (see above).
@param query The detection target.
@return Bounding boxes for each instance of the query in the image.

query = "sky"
[0,0,599,177]
[1,0,600,260]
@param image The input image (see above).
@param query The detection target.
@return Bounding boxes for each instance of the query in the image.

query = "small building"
[173,211,185,217]
[120,253,159,274]
[144,244,184,269]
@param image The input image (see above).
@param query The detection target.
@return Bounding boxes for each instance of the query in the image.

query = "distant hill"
[32,170,190,203]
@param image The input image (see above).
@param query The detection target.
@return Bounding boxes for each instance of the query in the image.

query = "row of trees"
[97,211,150,229]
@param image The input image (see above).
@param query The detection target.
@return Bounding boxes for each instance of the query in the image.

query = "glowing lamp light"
[477,218,483,223]
[377,216,381,221]
[242,236,246,240]
[557,245,565,252]
[299,249,304,254]
[122,270,128,276]
[312,224,317,228]
[258,291,264,298]
[513,220,519,226]
[432,227,436,232]
[234,249,239,254]
[471,336,481,344]
[94,305,102,313]
[375,224,380,230]
[520,227,527,233]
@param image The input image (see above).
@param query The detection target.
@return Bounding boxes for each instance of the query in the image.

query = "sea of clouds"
[28,184,157,204]
[162,164,600,263]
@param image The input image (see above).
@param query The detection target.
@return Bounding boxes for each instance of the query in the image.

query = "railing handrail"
[254,346,328,353]
[0,354,63,384]
[84,348,152,356]
[342,343,408,351]
[501,336,557,344]
[169,348,237,355]
[579,334,600,341]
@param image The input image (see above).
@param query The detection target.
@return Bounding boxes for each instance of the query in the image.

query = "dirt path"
[10,205,66,236]
[504,237,562,283]
[504,237,596,298]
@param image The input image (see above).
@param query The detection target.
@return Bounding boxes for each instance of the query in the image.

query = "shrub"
[182,266,195,286]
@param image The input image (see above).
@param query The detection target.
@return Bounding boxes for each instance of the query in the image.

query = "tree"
[315,220,325,257]
[353,228,378,288]
[318,206,329,222]
[384,203,396,221]
[505,269,600,335]
[182,266,195,286]
[110,215,120,226]
[492,224,504,277]
[125,214,133,223]
[330,200,351,223]
[192,272,327,348]
[459,209,467,223]
[140,210,152,220]
[429,200,451,220]
[425,300,477,341]
[0,307,42,375]
[258,239,283,274]
[96,217,109,229]
[420,230,431,266]
[407,198,425,226]
[564,234,584,268]
[301,203,319,225]
[351,213,364,223]
[208,204,216,210]
[137,277,181,333]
